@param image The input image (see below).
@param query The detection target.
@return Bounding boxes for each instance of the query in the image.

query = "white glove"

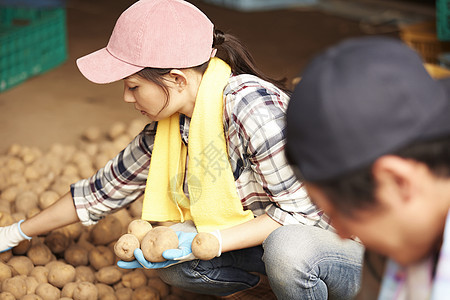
[0,220,32,252]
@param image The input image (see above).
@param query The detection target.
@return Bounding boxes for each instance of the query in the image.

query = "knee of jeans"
[156,264,189,288]
[263,225,320,277]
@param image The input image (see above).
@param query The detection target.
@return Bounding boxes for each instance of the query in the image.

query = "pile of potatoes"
[0,119,216,300]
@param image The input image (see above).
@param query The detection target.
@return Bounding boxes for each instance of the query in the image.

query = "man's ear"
[372,155,417,206]
[168,69,188,91]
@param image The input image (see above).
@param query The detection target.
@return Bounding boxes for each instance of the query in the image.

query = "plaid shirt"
[71,74,330,229]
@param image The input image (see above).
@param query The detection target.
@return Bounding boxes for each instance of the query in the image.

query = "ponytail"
[213,29,290,93]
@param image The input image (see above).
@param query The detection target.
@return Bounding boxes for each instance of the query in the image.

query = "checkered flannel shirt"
[71,74,330,229]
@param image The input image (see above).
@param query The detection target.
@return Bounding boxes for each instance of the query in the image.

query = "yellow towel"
[141,57,254,232]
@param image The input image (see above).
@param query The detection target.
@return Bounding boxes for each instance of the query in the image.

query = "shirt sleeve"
[71,123,155,226]
[235,85,329,228]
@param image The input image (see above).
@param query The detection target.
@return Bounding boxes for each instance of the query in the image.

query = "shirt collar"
[179,114,190,145]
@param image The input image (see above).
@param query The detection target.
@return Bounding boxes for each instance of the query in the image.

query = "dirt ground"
[0,0,407,154]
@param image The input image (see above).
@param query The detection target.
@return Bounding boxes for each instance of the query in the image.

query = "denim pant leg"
[157,246,267,297]
[263,224,364,300]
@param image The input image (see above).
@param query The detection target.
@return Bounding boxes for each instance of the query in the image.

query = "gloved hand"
[0,220,32,252]
[117,230,222,269]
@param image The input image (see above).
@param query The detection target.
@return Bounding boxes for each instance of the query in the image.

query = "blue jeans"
[157,224,363,299]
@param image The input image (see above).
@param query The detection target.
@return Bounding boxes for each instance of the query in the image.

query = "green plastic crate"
[437,0,450,41]
[0,6,67,92]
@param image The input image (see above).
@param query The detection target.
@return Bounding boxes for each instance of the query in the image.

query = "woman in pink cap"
[0,0,362,298]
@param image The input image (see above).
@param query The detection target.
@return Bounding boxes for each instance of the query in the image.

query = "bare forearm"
[220,213,282,253]
[20,192,80,237]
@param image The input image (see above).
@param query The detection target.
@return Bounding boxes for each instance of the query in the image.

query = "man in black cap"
[286,36,450,299]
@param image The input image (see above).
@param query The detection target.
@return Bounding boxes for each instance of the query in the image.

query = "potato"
[127,119,147,137]
[113,281,125,291]
[112,209,133,232]
[147,277,170,298]
[20,294,43,300]
[12,239,31,255]
[44,260,65,271]
[80,142,99,157]
[78,163,95,178]
[94,153,112,170]
[61,282,77,298]
[27,243,53,265]
[89,245,115,270]
[38,190,59,210]
[73,281,98,300]
[83,126,102,142]
[77,231,95,251]
[0,200,11,214]
[115,287,133,300]
[25,276,39,294]
[44,231,70,254]
[96,283,115,298]
[132,286,160,300]
[11,212,26,223]
[26,207,41,219]
[64,244,89,266]
[101,293,119,300]
[95,266,122,285]
[1,186,20,203]
[14,191,38,213]
[75,265,95,283]
[1,276,27,299]
[109,122,126,140]
[121,269,147,289]
[127,197,143,218]
[7,256,34,276]
[6,157,25,172]
[128,219,153,242]
[0,251,12,263]
[191,232,220,261]
[58,222,83,240]
[35,283,61,300]
[141,227,179,262]
[91,216,122,245]
[141,268,159,279]
[0,262,12,281]
[61,163,79,176]
[114,234,140,262]
[30,266,49,284]
[24,165,40,181]
[0,212,14,227]
[20,295,43,300]
[0,292,15,300]
[48,263,76,288]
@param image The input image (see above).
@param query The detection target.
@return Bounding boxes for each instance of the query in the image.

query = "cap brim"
[76,48,144,84]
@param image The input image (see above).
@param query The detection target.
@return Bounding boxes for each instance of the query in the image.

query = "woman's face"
[122,73,188,122]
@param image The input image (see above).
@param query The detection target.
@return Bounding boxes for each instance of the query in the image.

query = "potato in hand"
[192,232,220,261]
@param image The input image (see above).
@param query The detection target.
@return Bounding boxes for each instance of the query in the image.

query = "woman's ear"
[168,69,188,91]
[372,155,417,206]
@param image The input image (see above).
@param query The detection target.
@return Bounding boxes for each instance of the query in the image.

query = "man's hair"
[313,135,450,217]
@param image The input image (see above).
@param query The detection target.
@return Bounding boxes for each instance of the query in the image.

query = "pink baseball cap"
[76,0,214,84]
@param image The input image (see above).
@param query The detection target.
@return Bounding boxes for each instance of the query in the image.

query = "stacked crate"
[0,0,67,92]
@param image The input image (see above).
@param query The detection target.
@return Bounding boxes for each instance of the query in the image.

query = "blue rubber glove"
[117,231,198,269]
[0,220,32,253]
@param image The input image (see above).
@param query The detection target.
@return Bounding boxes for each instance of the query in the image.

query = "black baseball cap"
[286,36,450,181]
